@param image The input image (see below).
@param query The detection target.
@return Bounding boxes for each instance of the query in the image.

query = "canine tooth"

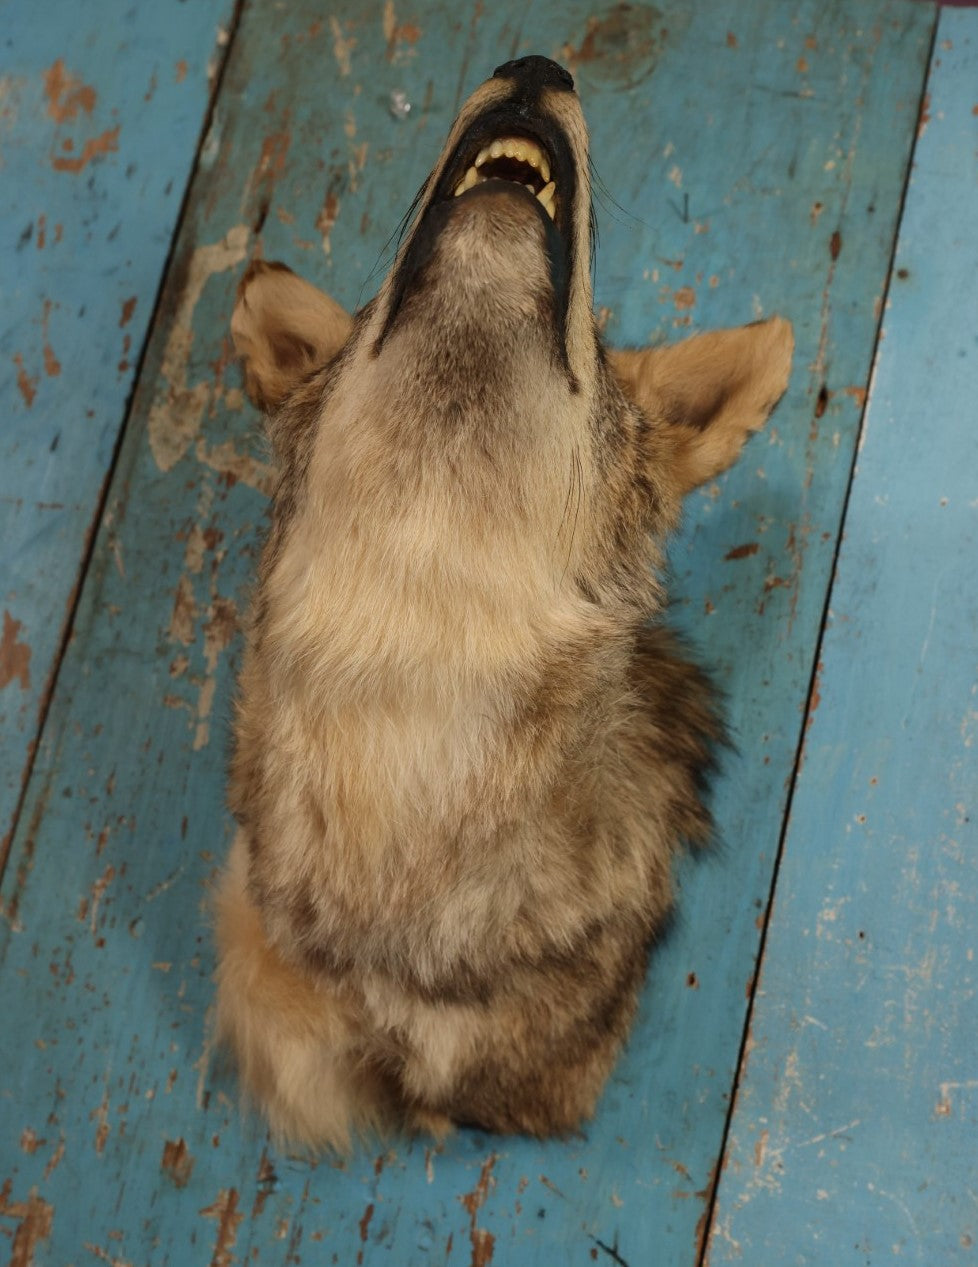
[474,145,491,168]
[454,181,465,197]
[544,201,556,220]
[537,180,556,204]
[540,156,550,181]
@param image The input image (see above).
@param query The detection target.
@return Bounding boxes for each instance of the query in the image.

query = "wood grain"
[0,0,235,860]
[0,1,937,1262]
[707,9,978,1263]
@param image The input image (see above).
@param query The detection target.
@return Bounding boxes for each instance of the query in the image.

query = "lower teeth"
[452,172,557,219]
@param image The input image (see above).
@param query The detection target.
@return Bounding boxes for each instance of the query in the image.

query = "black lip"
[375,101,578,359]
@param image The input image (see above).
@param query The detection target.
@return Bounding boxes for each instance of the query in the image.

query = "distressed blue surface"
[0,1,941,1263]
[0,0,234,851]
[708,10,978,1262]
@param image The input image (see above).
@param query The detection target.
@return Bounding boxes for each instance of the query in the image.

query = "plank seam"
[695,9,942,1261]
[0,0,249,889]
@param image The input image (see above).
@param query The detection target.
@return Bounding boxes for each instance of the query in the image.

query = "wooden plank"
[0,0,235,858]
[0,1,935,1263]
[707,9,978,1262]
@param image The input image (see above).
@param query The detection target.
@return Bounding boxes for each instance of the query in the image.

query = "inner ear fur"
[231,259,352,411]
[609,317,793,494]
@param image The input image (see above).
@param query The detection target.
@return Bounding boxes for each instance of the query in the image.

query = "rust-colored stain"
[36,215,47,249]
[0,1180,54,1267]
[686,971,699,989]
[356,1201,374,1263]
[51,125,120,173]
[673,285,696,310]
[724,542,759,561]
[726,31,737,48]
[814,383,829,419]
[43,58,96,123]
[175,59,188,84]
[1,610,32,691]
[13,354,37,408]
[829,229,842,261]
[19,1130,43,1155]
[753,1128,770,1167]
[843,385,867,407]
[317,188,341,251]
[252,1150,276,1218]
[42,300,61,377]
[119,296,137,328]
[918,91,931,137]
[161,1137,195,1187]
[561,3,667,88]
[460,1154,497,1267]
[256,128,291,185]
[796,56,809,74]
[43,1140,65,1181]
[809,659,824,715]
[693,1160,720,1260]
[201,1188,244,1267]
[385,1,422,61]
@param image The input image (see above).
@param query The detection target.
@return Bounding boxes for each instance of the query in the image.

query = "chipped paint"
[0,1180,54,1267]
[460,1155,497,1267]
[162,1137,195,1187]
[0,610,32,691]
[51,125,120,173]
[330,16,356,76]
[200,1188,243,1266]
[147,224,249,473]
[317,187,340,254]
[13,353,37,408]
[43,58,96,123]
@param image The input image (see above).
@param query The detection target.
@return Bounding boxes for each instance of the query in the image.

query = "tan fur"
[216,59,793,1151]
[230,260,352,411]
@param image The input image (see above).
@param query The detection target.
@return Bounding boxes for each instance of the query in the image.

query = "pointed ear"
[231,260,353,410]
[609,317,793,494]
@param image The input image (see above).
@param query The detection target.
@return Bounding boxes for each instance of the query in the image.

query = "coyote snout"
[216,56,793,1149]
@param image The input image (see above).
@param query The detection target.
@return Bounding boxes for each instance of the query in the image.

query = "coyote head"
[232,57,791,608]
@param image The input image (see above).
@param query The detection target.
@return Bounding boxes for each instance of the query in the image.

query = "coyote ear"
[231,260,352,410]
[609,317,793,494]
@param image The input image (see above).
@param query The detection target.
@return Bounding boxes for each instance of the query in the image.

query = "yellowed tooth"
[540,156,551,181]
[474,145,491,168]
[490,140,503,159]
[537,180,556,203]
[454,182,465,197]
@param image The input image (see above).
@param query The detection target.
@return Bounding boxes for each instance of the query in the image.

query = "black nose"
[492,56,575,94]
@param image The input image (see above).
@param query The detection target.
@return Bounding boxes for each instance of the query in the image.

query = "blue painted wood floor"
[1,1,975,1263]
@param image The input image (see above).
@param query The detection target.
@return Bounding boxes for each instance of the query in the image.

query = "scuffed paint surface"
[0,0,951,1263]
[707,12,978,1262]
[0,0,237,862]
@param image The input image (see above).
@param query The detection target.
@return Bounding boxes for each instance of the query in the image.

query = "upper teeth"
[452,135,556,220]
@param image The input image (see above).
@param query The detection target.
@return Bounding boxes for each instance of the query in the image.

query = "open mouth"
[375,104,578,357]
[451,135,557,222]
